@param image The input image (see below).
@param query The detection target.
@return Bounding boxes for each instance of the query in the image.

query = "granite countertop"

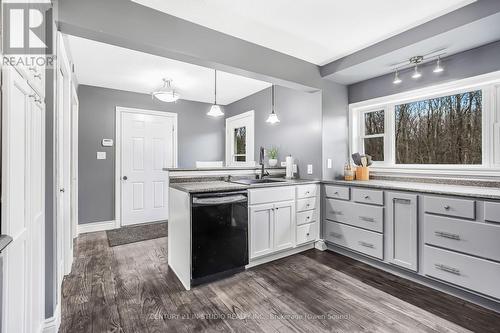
[170,178,320,193]
[323,179,500,200]
[0,235,13,253]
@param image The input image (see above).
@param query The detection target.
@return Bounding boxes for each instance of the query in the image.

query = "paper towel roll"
[285,155,294,179]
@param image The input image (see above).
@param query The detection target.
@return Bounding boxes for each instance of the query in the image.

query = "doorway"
[115,107,177,227]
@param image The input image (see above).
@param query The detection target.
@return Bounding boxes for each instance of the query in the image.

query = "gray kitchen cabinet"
[387,192,418,271]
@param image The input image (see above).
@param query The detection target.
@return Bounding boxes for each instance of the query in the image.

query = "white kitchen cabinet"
[387,192,418,271]
[250,204,275,259]
[274,201,296,251]
[249,201,295,259]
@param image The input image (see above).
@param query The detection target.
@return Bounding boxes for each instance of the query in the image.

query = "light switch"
[307,164,313,174]
[97,151,106,160]
[292,164,297,173]
[327,159,332,169]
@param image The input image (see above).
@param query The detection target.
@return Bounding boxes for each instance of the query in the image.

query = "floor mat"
[106,221,167,247]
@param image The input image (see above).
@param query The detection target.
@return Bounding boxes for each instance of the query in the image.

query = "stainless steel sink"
[230,178,287,185]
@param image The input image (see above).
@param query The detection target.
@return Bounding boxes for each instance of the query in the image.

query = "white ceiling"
[330,12,500,84]
[131,0,475,65]
[66,35,271,105]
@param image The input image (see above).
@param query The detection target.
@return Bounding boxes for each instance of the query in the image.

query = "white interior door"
[121,111,176,226]
[1,66,31,333]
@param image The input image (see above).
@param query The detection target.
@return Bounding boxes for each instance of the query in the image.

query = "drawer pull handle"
[444,205,451,210]
[435,264,461,276]
[306,216,311,219]
[305,191,310,195]
[334,191,339,195]
[364,195,370,199]
[359,241,374,249]
[329,232,342,239]
[306,204,310,208]
[435,231,461,240]
[330,210,343,215]
[393,198,411,204]
[359,216,375,222]
[306,232,310,236]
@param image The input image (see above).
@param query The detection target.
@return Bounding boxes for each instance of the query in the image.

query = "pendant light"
[152,79,180,102]
[433,56,444,73]
[207,69,224,117]
[266,85,280,124]
[411,65,422,79]
[393,70,402,84]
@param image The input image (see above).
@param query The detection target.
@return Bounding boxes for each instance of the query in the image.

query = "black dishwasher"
[191,191,248,286]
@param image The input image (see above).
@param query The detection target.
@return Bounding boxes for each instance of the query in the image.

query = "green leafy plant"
[267,147,278,159]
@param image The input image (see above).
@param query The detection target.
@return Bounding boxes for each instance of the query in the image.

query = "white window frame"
[349,71,500,176]
[225,110,255,167]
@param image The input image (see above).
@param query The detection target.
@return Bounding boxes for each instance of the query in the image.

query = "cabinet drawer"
[485,202,500,223]
[296,184,318,199]
[324,185,350,200]
[297,209,318,226]
[325,199,383,233]
[296,222,318,245]
[352,188,384,206]
[297,197,318,212]
[325,221,383,259]
[423,246,500,299]
[249,186,295,205]
[424,214,500,261]
[424,196,475,219]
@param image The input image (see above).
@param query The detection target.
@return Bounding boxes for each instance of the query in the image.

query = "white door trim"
[225,110,255,167]
[115,106,178,228]
[70,84,79,241]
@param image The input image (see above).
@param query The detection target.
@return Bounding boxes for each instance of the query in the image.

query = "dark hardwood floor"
[61,232,500,333]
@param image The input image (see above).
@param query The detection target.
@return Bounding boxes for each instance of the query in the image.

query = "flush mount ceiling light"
[152,78,180,102]
[266,85,280,124]
[393,70,402,84]
[433,56,444,73]
[207,69,224,117]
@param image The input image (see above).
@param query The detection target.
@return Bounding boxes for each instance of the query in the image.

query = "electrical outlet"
[327,159,332,169]
[292,164,297,173]
[307,164,313,174]
[97,151,106,160]
[281,161,287,167]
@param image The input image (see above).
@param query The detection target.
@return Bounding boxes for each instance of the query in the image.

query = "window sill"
[370,166,500,178]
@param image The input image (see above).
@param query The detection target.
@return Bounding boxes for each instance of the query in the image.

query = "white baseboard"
[77,220,117,235]
[42,304,60,333]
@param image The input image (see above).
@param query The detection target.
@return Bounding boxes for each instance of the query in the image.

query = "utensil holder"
[355,167,369,181]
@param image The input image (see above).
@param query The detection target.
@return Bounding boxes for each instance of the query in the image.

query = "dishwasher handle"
[192,194,247,206]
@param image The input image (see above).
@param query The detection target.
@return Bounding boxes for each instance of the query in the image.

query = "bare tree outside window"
[395,91,482,164]
[363,110,384,161]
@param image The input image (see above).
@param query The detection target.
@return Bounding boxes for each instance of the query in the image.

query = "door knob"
[122,176,128,180]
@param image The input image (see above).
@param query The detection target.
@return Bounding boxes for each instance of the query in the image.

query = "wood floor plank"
[60,232,500,333]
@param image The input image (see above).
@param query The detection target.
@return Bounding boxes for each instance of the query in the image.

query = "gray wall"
[225,86,323,179]
[78,85,224,224]
[321,80,349,180]
[348,40,500,103]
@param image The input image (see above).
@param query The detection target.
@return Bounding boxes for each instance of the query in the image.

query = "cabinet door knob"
[306,233,310,236]
[444,205,451,210]
[122,176,128,180]
[59,188,65,193]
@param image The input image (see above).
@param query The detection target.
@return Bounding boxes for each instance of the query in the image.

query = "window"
[350,73,500,172]
[395,91,482,165]
[362,110,385,161]
[226,110,255,166]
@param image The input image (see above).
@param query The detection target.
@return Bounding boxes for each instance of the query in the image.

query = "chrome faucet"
[258,147,270,179]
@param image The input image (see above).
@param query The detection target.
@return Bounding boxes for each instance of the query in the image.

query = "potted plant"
[267,147,279,167]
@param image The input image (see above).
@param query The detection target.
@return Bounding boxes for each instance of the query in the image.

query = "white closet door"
[121,112,174,226]
[1,67,31,333]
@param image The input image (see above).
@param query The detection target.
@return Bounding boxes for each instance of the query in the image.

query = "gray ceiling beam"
[57,0,323,92]
[320,0,500,79]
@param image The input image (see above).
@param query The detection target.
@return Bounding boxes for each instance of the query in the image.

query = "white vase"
[268,159,278,167]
